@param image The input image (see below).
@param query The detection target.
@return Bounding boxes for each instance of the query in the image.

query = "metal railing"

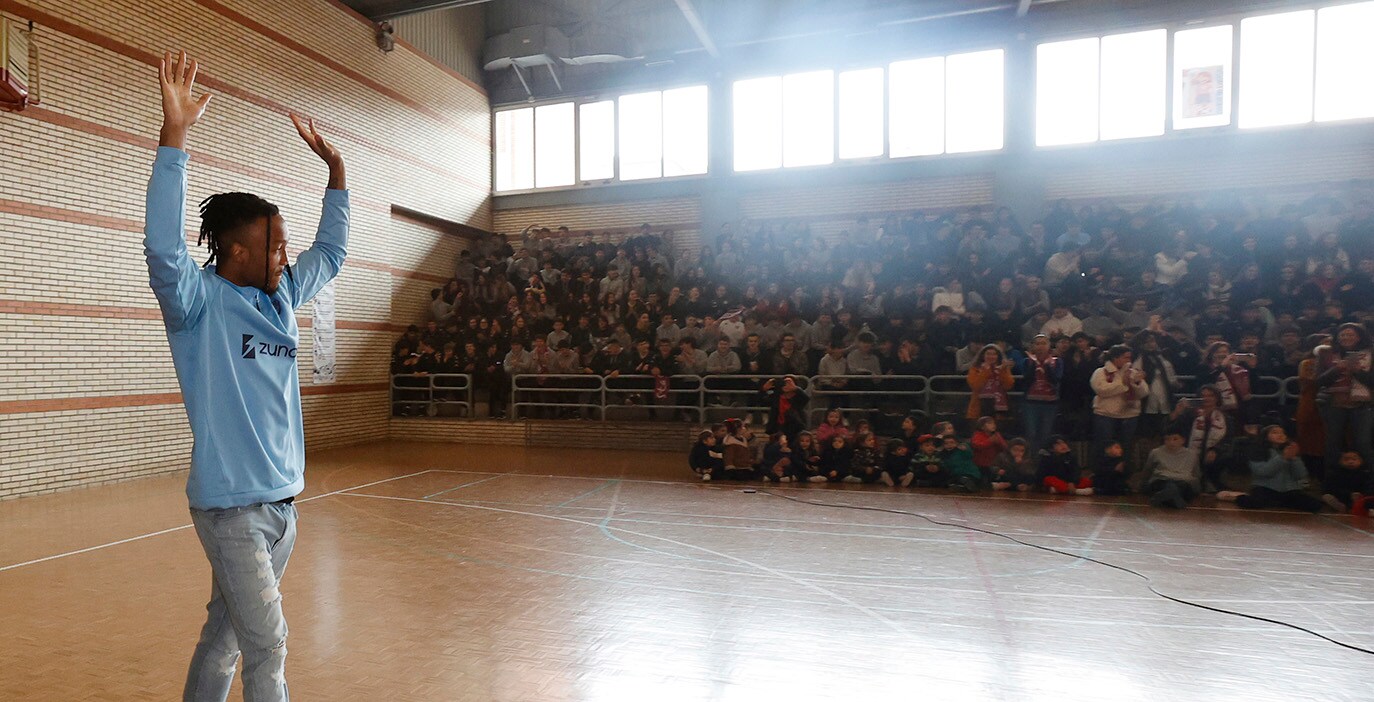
[392,371,1299,425]
[512,373,607,419]
[390,373,472,417]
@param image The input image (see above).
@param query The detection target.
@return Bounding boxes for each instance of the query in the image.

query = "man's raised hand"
[291,113,347,190]
[158,50,212,149]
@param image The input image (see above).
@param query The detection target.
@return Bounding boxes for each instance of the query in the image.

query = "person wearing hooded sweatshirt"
[1219,425,1324,513]
[1090,344,1149,469]
[1314,323,1374,470]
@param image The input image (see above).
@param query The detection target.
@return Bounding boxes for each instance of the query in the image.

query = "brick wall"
[0,0,490,499]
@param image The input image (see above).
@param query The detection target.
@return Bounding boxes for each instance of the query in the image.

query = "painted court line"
[557,479,620,507]
[0,470,435,573]
[422,473,508,500]
[343,491,914,636]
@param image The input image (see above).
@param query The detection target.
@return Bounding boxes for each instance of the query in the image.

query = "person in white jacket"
[1041,305,1083,338]
[1090,345,1150,464]
[1153,245,1194,286]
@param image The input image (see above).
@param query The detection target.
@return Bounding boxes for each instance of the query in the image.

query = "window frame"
[489,81,712,194]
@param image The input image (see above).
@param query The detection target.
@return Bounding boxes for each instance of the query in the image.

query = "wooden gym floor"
[2,441,1373,701]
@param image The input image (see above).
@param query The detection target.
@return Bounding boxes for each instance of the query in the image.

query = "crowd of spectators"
[393,189,1374,512]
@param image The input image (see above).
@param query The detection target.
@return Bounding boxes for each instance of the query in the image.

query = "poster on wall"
[1181,66,1224,118]
[311,280,337,385]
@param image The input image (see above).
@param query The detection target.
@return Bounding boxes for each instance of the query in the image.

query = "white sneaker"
[1322,494,1345,512]
[842,476,862,483]
[1074,487,1094,496]
[808,475,829,483]
[900,473,914,488]
[879,472,895,486]
[991,482,1011,491]
[780,476,793,483]
[701,473,711,481]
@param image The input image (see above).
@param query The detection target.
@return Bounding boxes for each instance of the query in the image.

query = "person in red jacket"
[970,416,1008,484]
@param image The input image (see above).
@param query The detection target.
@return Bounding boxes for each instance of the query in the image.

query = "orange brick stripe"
[20,106,391,215]
[0,382,389,415]
[193,0,484,138]
[318,0,487,96]
[0,299,408,332]
[0,190,447,286]
[0,0,485,189]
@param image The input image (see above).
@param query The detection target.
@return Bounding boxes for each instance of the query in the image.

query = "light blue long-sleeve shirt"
[143,147,348,510]
[1248,449,1310,494]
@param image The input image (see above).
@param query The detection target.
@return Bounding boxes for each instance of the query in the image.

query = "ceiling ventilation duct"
[484,24,637,97]
[482,25,569,72]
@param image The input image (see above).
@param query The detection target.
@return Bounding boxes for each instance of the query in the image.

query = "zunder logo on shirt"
[241,333,297,360]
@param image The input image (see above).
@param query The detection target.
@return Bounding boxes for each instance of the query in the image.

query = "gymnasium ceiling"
[339,0,1303,104]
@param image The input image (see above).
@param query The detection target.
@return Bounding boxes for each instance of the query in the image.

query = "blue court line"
[556,478,620,507]
[422,473,507,500]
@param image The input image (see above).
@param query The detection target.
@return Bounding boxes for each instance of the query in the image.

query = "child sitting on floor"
[721,419,756,481]
[881,438,915,487]
[820,434,853,483]
[1143,429,1201,509]
[1218,425,1323,512]
[941,434,982,493]
[815,409,850,445]
[910,434,948,488]
[971,416,1008,484]
[1322,451,1373,515]
[761,432,795,483]
[848,432,883,484]
[688,429,723,481]
[1038,435,1093,495]
[991,438,1037,491]
[1093,440,1132,496]
[794,431,828,483]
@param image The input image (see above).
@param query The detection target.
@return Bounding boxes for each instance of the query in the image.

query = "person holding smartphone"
[1315,323,1374,469]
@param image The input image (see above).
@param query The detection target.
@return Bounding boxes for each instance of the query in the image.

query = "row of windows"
[494,1,1374,192]
[1037,3,1374,145]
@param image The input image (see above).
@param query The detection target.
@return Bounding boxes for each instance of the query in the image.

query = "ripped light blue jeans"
[184,500,297,702]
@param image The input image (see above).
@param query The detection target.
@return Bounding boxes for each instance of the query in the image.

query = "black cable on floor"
[753,489,1374,657]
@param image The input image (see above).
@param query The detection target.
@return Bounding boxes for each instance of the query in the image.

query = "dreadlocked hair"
[197,192,279,268]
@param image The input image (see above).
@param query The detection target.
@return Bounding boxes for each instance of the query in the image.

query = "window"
[662,85,709,177]
[1316,1,1374,122]
[838,68,884,159]
[1240,11,1315,129]
[1099,29,1166,140]
[533,103,574,188]
[945,49,1004,153]
[494,108,533,191]
[1036,29,1166,146]
[1173,25,1232,130]
[732,77,782,171]
[782,70,835,167]
[1036,38,1099,146]
[578,100,614,181]
[889,56,944,157]
[618,91,663,181]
